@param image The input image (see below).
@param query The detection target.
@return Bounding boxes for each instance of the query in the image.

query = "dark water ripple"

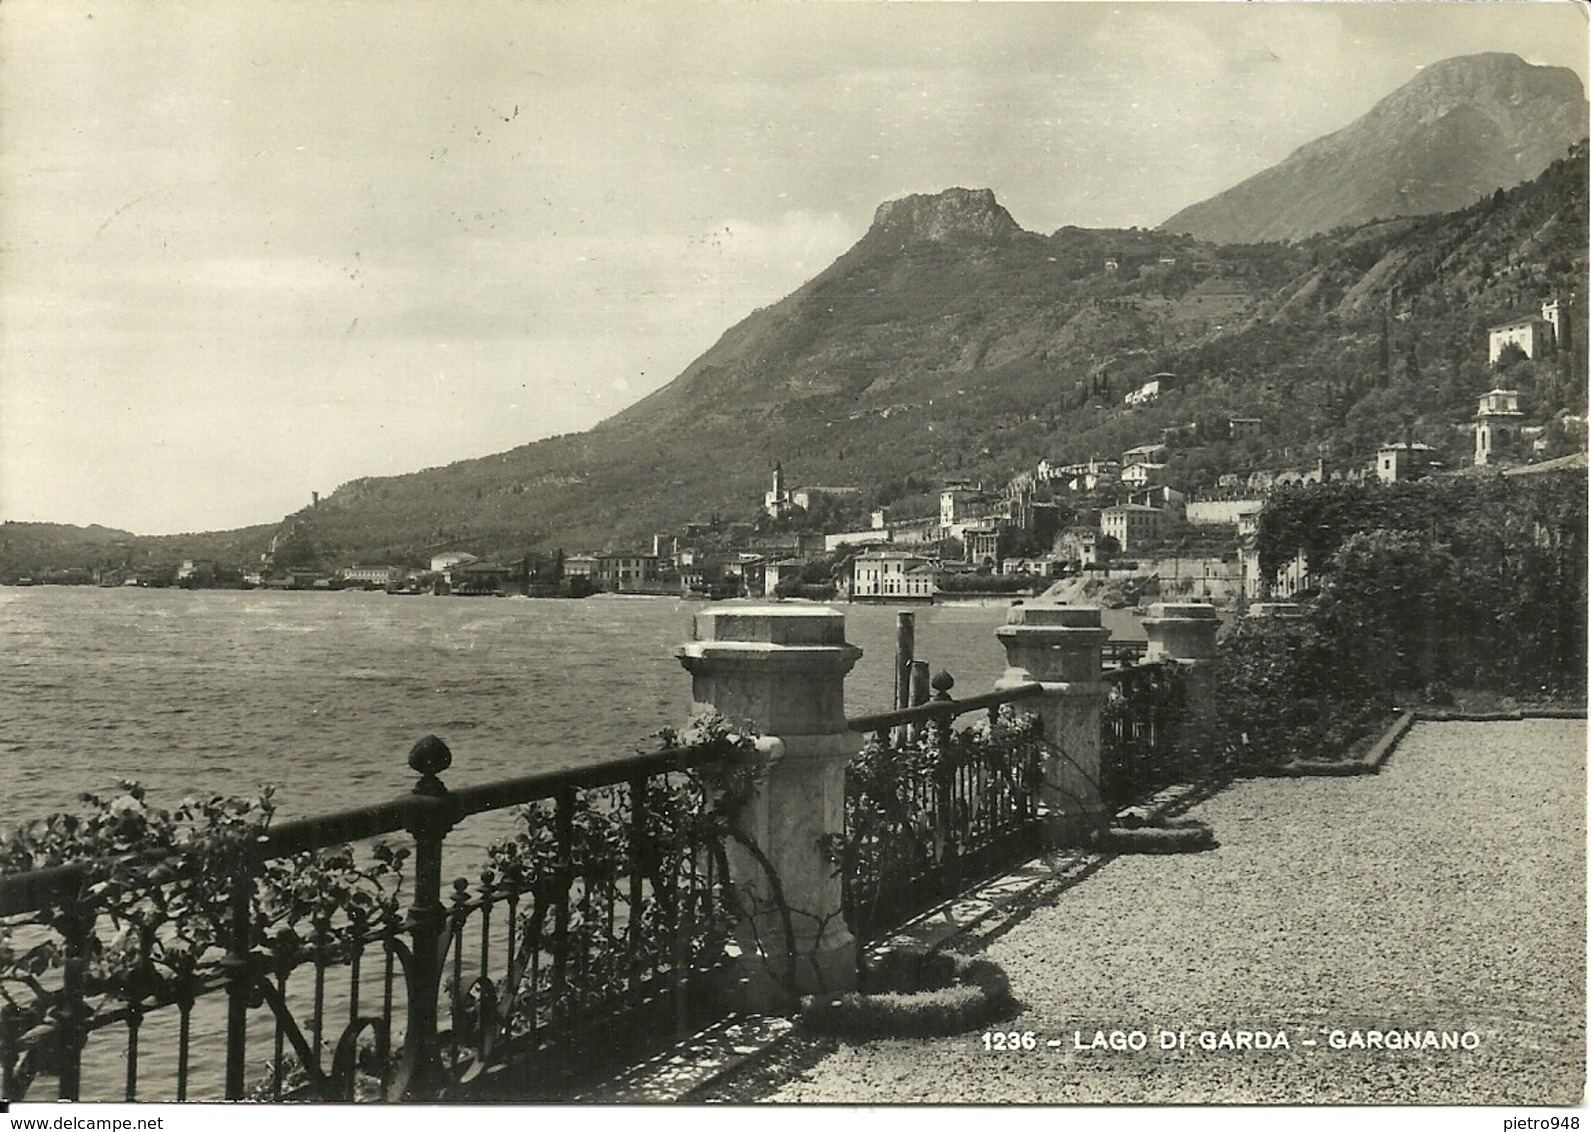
[0,589,1062,831]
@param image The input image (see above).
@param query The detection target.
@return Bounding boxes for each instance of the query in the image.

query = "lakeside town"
[22,299,1584,610]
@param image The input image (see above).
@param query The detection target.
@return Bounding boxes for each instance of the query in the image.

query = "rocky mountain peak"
[869,187,1021,243]
[1160,52,1587,244]
[1370,52,1585,130]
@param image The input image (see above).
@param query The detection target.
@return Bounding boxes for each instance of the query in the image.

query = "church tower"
[764,461,792,518]
[1475,389,1524,467]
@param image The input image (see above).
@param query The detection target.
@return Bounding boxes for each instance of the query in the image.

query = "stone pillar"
[677,606,862,1009]
[993,602,1111,844]
[1141,601,1221,707]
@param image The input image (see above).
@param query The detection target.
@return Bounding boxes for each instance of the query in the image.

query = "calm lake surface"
[1,587,1150,831]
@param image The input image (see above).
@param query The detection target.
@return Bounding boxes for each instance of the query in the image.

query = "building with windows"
[1487,301,1558,364]
[1121,461,1168,489]
[341,565,401,588]
[593,553,659,590]
[1101,504,1163,553]
[851,551,935,601]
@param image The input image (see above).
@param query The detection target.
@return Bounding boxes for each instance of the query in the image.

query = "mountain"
[256,148,1583,569]
[6,144,1586,579]
[1160,53,1588,245]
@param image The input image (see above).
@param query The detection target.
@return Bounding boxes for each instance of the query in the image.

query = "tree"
[1310,528,1456,694]
[273,530,319,570]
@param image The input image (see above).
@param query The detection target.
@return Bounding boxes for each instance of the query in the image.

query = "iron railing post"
[223,845,254,1099]
[400,735,458,1100]
[56,872,89,1101]
[931,671,956,861]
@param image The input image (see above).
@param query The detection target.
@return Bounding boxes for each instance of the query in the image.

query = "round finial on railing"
[409,735,452,796]
[931,669,955,699]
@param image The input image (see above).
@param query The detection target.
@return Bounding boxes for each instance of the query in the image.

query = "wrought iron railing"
[840,678,1048,939]
[0,733,745,1103]
[1099,661,1198,808]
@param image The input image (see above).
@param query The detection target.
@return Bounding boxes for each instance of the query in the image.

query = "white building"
[1125,372,1175,407]
[1120,461,1168,489]
[1125,379,1162,407]
[1488,303,1557,364]
[342,565,400,587]
[940,486,985,526]
[851,551,935,600]
[430,551,479,573]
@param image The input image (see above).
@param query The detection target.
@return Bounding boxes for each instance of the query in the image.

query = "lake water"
[1,588,1140,830]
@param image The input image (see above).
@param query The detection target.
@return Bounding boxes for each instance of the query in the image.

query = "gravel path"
[766,720,1586,1104]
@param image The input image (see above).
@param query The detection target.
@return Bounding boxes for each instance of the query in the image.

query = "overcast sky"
[3,1,1586,535]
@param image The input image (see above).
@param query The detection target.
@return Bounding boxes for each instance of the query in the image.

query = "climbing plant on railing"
[461,707,792,1071]
[2,712,811,1102]
[833,705,1047,939]
[0,783,407,1101]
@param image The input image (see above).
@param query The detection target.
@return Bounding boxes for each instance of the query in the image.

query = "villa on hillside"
[1121,461,1169,489]
[1488,299,1560,364]
[1125,372,1176,407]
